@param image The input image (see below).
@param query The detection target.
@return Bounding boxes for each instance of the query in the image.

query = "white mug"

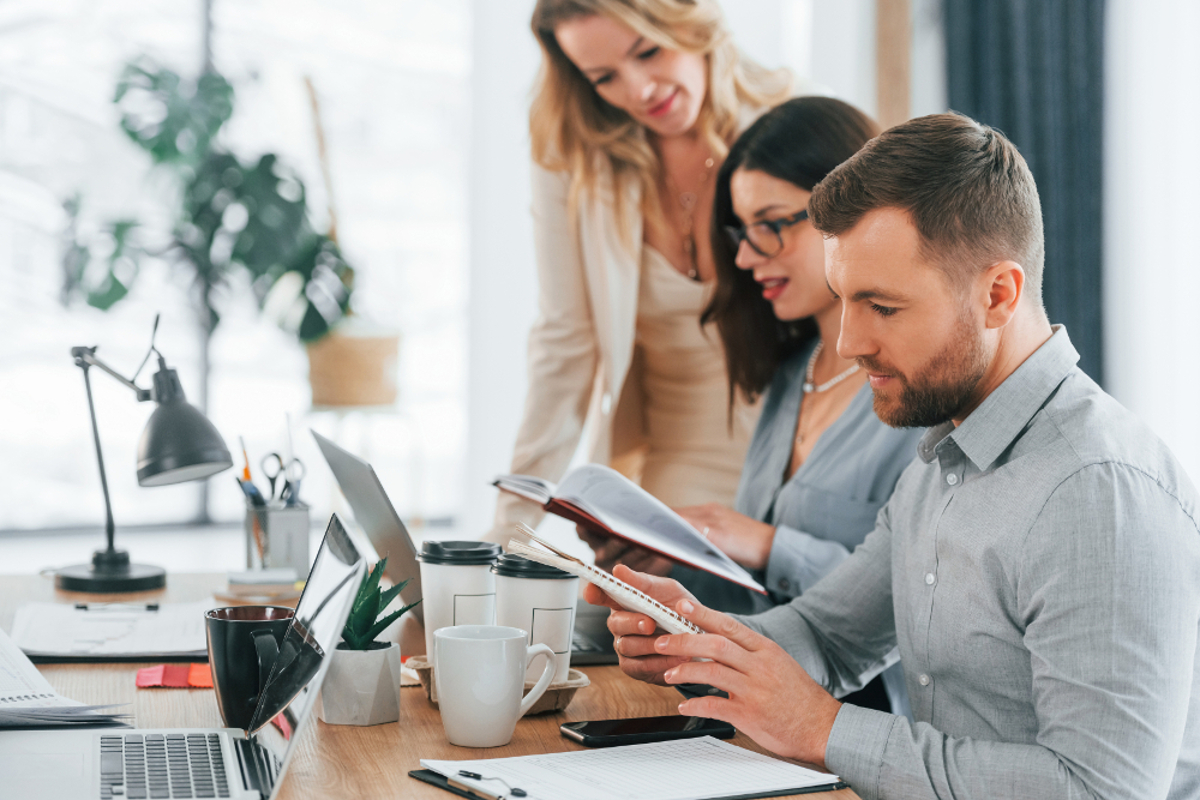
[493,554,579,683]
[417,540,502,659]
[433,625,555,748]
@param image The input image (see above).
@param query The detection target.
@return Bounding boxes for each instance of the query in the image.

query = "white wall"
[1104,0,1200,480]
[464,0,541,538]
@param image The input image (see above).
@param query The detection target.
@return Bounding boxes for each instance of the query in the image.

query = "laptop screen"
[311,429,423,623]
[243,514,364,797]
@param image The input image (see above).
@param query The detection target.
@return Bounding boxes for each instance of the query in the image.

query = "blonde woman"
[491,0,794,544]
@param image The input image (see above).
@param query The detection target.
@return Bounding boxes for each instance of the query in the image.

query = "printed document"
[0,626,127,727]
[421,736,840,800]
[11,601,210,659]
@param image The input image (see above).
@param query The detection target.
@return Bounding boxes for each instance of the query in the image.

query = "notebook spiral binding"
[509,524,701,636]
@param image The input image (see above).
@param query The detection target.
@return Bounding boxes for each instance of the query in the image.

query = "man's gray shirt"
[741,327,1200,799]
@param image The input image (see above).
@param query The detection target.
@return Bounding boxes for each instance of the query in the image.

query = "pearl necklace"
[802,341,861,393]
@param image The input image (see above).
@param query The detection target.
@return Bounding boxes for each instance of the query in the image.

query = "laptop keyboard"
[99,733,230,799]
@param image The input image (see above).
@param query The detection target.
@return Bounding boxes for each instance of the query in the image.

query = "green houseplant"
[62,58,355,412]
[318,557,421,726]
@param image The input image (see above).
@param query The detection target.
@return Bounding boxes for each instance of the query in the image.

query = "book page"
[493,474,556,505]
[422,736,839,800]
[555,465,764,593]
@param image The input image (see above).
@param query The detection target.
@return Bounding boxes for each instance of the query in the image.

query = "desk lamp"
[59,320,233,592]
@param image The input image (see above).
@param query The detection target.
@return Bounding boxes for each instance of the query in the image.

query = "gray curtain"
[944,0,1105,384]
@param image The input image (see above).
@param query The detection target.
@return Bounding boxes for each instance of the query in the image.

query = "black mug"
[204,606,294,731]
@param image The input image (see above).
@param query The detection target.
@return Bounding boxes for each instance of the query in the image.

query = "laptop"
[0,514,366,800]
[311,430,617,665]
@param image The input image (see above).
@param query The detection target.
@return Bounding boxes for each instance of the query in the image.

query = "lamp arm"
[71,346,153,402]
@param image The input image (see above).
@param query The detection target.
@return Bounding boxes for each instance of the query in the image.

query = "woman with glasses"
[490,0,796,542]
[674,96,923,716]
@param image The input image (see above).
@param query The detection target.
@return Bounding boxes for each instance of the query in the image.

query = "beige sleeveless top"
[623,245,758,508]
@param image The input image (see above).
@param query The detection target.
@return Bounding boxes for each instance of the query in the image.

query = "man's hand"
[583,565,698,685]
[576,525,673,576]
[675,503,777,570]
[660,597,841,770]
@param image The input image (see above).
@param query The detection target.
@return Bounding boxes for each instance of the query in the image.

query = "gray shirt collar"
[917,325,1080,470]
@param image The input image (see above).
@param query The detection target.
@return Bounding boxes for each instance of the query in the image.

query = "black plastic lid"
[490,553,575,580]
[417,540,502,566]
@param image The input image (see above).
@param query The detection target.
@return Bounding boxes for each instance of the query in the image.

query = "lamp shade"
[137,366,233,486]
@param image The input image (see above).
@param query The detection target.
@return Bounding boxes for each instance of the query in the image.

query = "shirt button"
[945,473,959,486]
[918,674,931,686]
[601,392,613,414]
[924,572,935,585]
[778,578,790,592]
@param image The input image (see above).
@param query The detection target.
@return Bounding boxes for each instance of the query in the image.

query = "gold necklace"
[667,155,715,281]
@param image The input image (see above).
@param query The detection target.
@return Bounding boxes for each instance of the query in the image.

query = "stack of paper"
[0,627,127,728]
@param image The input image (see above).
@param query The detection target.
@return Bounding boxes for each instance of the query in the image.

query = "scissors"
[260,452,306,505]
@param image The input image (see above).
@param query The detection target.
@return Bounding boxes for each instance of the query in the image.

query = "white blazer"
[490,101,792,540]
[490,160,648,539]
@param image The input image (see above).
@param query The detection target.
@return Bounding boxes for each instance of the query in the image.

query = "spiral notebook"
[508,525,701,636]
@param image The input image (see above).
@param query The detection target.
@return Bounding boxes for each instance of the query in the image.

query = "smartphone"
[560,715,735,747]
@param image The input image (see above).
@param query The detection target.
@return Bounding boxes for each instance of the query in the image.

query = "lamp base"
[56,562,166,593]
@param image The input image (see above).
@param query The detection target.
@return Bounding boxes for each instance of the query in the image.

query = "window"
[0,0,469,531]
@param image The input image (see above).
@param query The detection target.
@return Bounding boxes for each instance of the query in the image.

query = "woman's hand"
[675,503,777,570]
[576,525,674,576]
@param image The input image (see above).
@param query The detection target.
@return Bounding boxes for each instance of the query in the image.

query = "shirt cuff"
[824,704,897,800]
[764,525,806,597]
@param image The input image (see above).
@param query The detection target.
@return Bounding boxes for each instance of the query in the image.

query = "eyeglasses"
[724,209,809,258]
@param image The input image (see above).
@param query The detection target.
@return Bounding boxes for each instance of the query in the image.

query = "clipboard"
[411,737,849,800]
[408,768,849,800]
[10,601,209,663]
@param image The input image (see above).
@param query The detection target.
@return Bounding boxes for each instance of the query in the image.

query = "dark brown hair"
[809,112,1045,303]
[704,96,879,404]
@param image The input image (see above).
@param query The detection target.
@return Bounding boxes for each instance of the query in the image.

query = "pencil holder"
[245,503,311,576]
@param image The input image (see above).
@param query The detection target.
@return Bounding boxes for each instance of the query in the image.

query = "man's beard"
[862,324,990,429]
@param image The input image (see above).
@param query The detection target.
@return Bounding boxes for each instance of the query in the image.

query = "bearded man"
[589,113,1200,799]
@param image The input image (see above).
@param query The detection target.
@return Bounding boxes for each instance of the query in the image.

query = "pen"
[239,435,253,483]
[447,778,500,800]
[74,603,159,611]
[452,771,528,798]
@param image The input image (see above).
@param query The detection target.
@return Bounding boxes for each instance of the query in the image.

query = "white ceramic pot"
[317,642,402,726]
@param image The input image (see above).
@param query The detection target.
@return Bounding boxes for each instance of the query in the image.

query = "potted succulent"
[317,557,420,726]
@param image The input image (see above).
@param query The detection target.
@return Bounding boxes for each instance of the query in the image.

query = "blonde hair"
[529,0,791,241]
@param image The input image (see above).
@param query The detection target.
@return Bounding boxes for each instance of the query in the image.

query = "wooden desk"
[0,573,858,800]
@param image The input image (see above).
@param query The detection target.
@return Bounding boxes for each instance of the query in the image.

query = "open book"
[494,464,765,595]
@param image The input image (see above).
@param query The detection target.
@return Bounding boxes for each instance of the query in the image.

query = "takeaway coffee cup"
[417,540,502,659]
[433,625,555,747]
[204,605,294,730]
[493,553,579,683]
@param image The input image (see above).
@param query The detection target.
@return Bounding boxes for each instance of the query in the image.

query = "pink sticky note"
[136,665,166,688]
[161,664,191,688]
